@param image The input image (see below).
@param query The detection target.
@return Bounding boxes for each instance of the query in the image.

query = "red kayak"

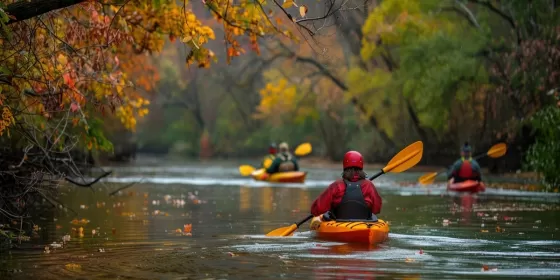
[447,180,486,193]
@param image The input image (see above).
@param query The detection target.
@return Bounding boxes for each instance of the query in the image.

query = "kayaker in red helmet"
[260,143,277,168]
[447,142,482,183]
[310,151,382,223]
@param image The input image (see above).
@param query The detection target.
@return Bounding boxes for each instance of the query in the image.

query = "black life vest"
[332,180,372,220]
[277,153,296,172]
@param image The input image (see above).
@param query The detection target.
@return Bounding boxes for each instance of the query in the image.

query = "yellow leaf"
[57,54,68,65]
[299,5,308,17]
[282,0,294,9]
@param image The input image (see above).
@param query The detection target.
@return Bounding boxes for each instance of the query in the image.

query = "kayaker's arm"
[310,182,339,216]
[265,158,281,174]
[447,160,461,180]
[363,181,382,214]
[471,160,483,181]
[292,158,299,171]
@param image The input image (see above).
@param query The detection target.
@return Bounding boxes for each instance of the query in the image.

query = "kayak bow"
[251,168,307,183]
[311,219,390,245]
[447,180,486,193]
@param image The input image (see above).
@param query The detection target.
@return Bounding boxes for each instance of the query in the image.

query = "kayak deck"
[312,219,390,245]
[251,168,307,183]
[447,180,486,193]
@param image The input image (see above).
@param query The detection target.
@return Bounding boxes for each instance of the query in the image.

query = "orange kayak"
[311,219,390,245]
[447,180,486,193]
[251,168,307,183]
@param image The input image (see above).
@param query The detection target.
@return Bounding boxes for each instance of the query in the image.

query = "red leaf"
[63,73,75,88]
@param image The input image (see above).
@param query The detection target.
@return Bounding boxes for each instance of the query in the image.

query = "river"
[1,157,559,279]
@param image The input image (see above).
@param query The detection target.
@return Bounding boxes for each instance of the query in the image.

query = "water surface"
[1,158,559,279]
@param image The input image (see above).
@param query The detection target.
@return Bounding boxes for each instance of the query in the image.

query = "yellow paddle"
[294,142,312,156]
[418,142,507,185]
[238,142,313,176]
[265,141,424,237]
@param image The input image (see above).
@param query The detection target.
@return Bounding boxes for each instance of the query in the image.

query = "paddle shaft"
[368,170,384,181]
[297,214,314,227]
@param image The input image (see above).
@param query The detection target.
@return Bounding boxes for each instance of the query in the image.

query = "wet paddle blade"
[294,143,312,156]
[418,172,438,185]
[239,165,256,176]
[487,143,507,158]
[265,224,297,237]
[263,158,273,169]
[382,141,424,173]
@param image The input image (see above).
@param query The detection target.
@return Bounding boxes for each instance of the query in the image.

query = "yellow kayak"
[251,168,307,183]
[311,218,390,245]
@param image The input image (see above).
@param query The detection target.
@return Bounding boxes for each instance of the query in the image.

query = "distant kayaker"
[309,151,382,224]
[265,142,299,174]
[260,142,277,168]
[447,142,482,183]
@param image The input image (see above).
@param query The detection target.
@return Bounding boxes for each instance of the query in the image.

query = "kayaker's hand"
[309,215,323,230]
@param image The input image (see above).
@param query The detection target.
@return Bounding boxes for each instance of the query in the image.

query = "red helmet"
[343,151,363,169]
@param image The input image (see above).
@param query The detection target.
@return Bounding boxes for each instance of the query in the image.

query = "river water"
[1,158,560,279]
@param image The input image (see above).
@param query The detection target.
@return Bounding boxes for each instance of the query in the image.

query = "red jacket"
[310,179,382,216]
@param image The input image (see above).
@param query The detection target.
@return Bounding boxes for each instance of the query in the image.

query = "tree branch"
[6,0,87,25]
[467,0,521,44]
[65,171,112,187]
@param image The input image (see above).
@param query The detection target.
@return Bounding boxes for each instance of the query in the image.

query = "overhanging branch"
[6,0,87,25]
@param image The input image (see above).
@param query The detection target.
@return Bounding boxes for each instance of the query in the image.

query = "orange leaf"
[227,47,235,57]
[63,73,75,88]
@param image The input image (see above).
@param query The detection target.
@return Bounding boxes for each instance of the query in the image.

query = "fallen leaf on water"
[481,230,489,233]
[70,219,90,225]
[65,263,81,271]
[184,224,192,233]
[481,265,498,272]
[405,257,415,263]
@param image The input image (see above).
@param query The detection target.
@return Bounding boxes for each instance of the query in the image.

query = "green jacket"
[266,152,299,174]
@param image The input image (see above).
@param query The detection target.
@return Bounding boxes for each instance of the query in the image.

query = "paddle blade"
[418,172,438,185]
[294,143,312,156]
[487,143,507,158]
[239,165,256,176]
[265,224,297,237]
[263,158,273,169]
[382,141,423,173]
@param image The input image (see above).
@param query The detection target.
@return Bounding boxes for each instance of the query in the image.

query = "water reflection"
[1,162,559,279]
[239,186,251,212]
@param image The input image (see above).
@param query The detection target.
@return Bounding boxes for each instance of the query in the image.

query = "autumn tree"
[0,0,351,244]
